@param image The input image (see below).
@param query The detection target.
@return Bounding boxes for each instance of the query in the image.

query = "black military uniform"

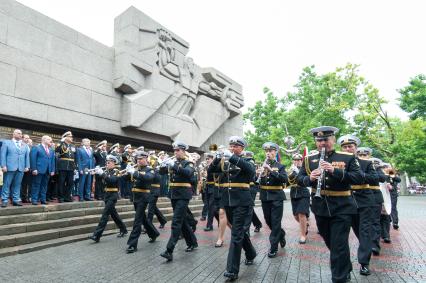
[389,173,401,229]
[55,131,76,202]
[89,155,127,242]
[204,153,219,231]
[126,152,160,253]
[93,140,107,200]
[259,142,288,257]
[159,141,198,262]
[245,151,262,233]
[120,145,133,199]
[209,136,257,281]
[297,126,363,283]
[147,167,167,228]
[338,138,377,276]
[288,155,310,225]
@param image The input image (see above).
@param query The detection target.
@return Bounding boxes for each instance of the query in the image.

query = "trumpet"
[160,156,177,167]
[119,164,138,174]
[84,166,105,174]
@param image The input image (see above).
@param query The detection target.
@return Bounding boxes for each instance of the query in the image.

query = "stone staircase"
[0,197,204,258]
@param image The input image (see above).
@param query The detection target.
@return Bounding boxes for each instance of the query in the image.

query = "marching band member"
[88,155,127,242]
[245,151,262,233]
[288,153,310,244]
[93,140,107,200]
[258,142,288,257]
[147,153,167,229]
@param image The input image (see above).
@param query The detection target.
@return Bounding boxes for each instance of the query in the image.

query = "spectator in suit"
[30,135,55,205]
[76,138,95,201]
[1,129,30,207]
[21,135,33,203]
[46,141,58,201]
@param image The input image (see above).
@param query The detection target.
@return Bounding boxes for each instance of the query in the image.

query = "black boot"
[117,231,128,238]
[360,265,371,276]
[223,271,238,281]
[126,246,137,253]
[88,235,100,243]
[160,250,173,261]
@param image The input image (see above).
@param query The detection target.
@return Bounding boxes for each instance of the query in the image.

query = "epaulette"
[336,151,354,156]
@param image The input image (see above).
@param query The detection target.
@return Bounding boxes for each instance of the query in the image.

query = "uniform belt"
[249,182,254,186]
[220,183,250,188]
[132,188,150,193]
[369,186,380,190]
[206,182,215,185]
[260,185,283,190]
[60,158,74,161]
[169,182,192,188]
[214,183,220,187]
[151,184,160,188]
[320,190,351,197]
[351,185,370,190]
[105,188,119,192]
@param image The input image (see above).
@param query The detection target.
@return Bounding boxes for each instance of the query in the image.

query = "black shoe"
[12,202,23,206]
[159,222,166,229]
[185,244,198,252]
[32,202,38,206]
[160,250,173,261]
[254,226,261,233]
[360,265,371,276]
[41,201,47,205]
[371,247,380,256]
[58,199,64,203]
[117,231,128,238]
[64,199,73,202]
[393,224,399,230]
[200,216,206,221]
[346,273,351,282]
[280,235,286,248]
[141,229,147,234]
[204,226,213,231]
[267,251,277,258]
[126,246,137,253]
[148,235,158,243]
[84,198,93,201]
[245,258,255,265]
[223,271,238,281]
[384,238,391,243]
[1,202,7,208]
[88,235,100,243]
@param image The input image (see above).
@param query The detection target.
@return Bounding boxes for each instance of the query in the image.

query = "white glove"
[216,152,223,159]
[127,166,135,175]
[291,165,299,174]
[166,159,175,167]
[126,164,133,170]
[223,150,232,158]
[95,168,104,175]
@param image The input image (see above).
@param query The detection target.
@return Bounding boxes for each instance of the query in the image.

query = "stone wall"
[0,0,243,151]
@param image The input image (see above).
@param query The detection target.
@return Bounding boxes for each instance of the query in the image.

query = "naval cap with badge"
[228,136,247,148]
[309,126,339,141]
[62,131,73,139]
[172,141,189,150]
[337,134,361,147]
[357,147,372,156]
[96,140,107,148]
[292,153,303,160]
[262,142,280,151]
[135,151,149,159]
[106,155,119,164]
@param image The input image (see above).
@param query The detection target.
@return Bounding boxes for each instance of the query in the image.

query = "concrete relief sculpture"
[114,7,244,148]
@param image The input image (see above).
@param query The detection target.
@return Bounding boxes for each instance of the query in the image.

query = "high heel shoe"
[215,240,224,248]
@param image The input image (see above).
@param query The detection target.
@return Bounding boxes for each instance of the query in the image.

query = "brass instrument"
[118,164,138,174]
[84,166,106,175]
[209,144,218,152]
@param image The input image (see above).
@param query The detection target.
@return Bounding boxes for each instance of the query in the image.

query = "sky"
[16,0,426,121]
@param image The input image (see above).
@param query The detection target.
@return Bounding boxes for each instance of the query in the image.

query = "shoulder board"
[336,151,354,156]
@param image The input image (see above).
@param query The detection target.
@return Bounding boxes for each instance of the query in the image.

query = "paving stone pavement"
[0,196,425,283]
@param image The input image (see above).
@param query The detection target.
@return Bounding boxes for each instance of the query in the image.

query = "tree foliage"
[398,74,426,120]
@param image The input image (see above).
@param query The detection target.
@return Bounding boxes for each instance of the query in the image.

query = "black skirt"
[291,197,310,216]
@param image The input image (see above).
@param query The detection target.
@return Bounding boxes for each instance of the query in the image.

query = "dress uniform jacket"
[351,158,378,208]
[55,142,76,171]
[288,169,310,199]
[159,158,195,200]
[259,160,287,201]
[130,165,155,202]
[298,150,363,216]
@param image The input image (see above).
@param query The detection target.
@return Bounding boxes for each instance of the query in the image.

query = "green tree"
[398,74,426,120]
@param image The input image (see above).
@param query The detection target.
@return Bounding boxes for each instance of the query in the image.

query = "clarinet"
[256,158,268,183]
[314,147,326,198]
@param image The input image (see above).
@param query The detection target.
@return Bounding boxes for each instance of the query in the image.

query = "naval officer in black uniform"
[297,126,363,283]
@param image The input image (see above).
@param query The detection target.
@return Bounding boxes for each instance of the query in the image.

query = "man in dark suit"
[76,138,95,201]
[1,129,30,207]
[30,135,56,205]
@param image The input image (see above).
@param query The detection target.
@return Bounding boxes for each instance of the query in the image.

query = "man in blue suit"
[76,138,95,201]
[30,135,56,205]
[1,129,30,207]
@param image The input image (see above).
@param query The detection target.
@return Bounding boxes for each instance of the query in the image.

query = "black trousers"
[370,204,382,251]
[93,197,127,238]
[390,190,399,225]
[20,172,32,202]
[225,206,257,275]
[127,200,159,248]
[147,195,167,225]
[251,191,262,228]
[261,200,285,252]
[351,206,372,265]
[47,175,58,200]
[58,170,74,201]
[201,191,208,218]
[206,192,218,228]
[94,175,105,200]
[380,214,391,239]
[166,199,197,252]
[316,214,353,283]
